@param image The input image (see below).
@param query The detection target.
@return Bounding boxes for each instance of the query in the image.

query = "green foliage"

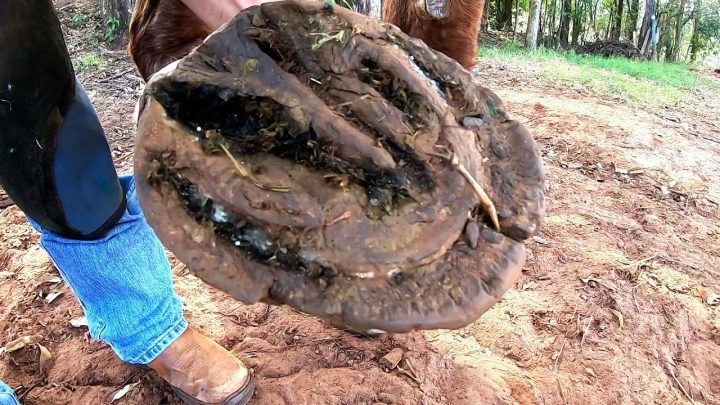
[478,45,716,105]
[695,0,720,54]
[563,53,709,88]
[104,16,121,43]
[484,0,719,63]
[75,53,104,72]
[68,13,87,28]
[571,0,592,19]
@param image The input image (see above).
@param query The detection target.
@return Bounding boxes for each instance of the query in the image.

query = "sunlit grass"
[478,43,716,105]
[75,53,104,72]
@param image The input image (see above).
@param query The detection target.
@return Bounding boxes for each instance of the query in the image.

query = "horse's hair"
[383,0,485,68]
[128,0,210,80]
[128,0,485,79]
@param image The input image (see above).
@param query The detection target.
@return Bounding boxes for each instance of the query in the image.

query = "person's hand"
[181,0,282,31]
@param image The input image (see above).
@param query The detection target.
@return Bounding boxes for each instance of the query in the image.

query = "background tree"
[571,0,590,45]
[99,0,720,64]
[349,0,382,19]
[513,0,521,39]
[100,0,134,35]
[498,0,515,28]
[688,0,720,60]
[627,0,641,40]
[670,0,693,60]
[609,0,624,40]
[558,0,572,46]
[639,0,657,55]
[527,0,543,48]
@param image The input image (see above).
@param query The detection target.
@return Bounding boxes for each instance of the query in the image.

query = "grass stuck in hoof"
[478,44,718,106]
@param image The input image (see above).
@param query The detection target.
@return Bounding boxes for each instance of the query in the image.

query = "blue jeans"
[27,175,188,364]
[0,381,18,405]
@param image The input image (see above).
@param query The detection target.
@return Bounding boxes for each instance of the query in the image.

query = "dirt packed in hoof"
[1,1,719,404]
[134,1,544,333]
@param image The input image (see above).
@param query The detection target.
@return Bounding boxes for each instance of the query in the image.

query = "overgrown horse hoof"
[134,0,545,333]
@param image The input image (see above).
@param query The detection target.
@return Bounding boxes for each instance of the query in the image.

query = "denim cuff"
[28,175,187,365]
[123,316,189,364]
[0,381,19,405]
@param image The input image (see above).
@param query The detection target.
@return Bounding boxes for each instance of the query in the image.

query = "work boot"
[149,327,255,405]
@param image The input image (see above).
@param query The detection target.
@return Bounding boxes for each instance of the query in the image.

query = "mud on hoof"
[134,0,545,332]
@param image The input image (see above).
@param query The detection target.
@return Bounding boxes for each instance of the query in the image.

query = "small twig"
[258,337,340,353]
[404,358,420,379]
[668,365,695,404]
[57,3,75,12]
[579,309,596,348]
[451,153,500,230]
[631,285,640,313]
[520,116,545,126]
[703,195,719,206]
[397,361,422,385]
[310,30,346,50]
[17,380,43,402]
[692,132,720,145]
[396,368,421,384]
[699,388,708,404]
[556,378,567,405]
[97,67,135,83]
[335,94,370,108]
[620,255,657,279]
[219,143,290,193]
[257,304,272,324]
[657,255,701,271]
[553,338,567,370]
[618,144,651,150]
[626,255,658,266]
[326,211,352,226]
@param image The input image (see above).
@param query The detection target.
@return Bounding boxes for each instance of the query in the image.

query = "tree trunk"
[610,0,623,41]
[626,0,640,41]
[605,9,613,40]
[658,11,673,60]
[540,0,549,42]
[548,0,557,46]
[558,0,571,47]
[513,0,520,40]
[538,0,544,41]
[638,0,655,54]
[690,23,700,62]
[670,0,688,61]
[526,0,542,49]
[482,1,491,30]
[651,17,659,60]
[571,0,583,46]
[591,0,600,38]
[689,0,701,61]
[505,0,515,29]
[497,0,514,29]
[348,0,383,19]
[100,0,135,34]
[664,40,674,60]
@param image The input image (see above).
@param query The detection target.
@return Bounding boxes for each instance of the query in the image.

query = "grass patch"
[478,44,716,105]
[75,53,104,72]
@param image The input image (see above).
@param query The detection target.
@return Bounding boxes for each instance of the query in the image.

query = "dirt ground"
[1,2,719,404]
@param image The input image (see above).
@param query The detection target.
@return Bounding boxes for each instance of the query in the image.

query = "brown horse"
[383,0,484,69]
[128,0,485,80]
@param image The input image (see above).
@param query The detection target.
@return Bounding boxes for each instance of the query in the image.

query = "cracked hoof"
[134,0,545,332]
